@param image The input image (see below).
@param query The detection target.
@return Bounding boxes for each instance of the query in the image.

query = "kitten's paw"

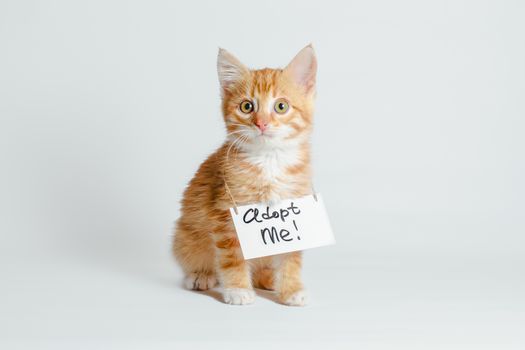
[283,290,309,306]
[222,288,255,305]
[184,273,217,291]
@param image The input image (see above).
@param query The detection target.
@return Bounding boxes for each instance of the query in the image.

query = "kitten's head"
[217,45,317,148]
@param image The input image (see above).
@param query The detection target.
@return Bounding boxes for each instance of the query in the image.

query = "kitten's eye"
[274,99,289,114]
[240,100,254,114]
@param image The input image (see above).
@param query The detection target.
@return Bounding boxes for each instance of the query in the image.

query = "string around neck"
[223,175,239,215]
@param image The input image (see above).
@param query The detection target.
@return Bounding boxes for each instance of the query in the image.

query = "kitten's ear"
[217,48,248,93]
[284,44,317,93]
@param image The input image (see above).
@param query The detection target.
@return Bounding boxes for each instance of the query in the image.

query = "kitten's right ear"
[284,44,317,94]
[217,48,248,93]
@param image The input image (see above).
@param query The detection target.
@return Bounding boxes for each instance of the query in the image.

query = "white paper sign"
[230,193,335,260]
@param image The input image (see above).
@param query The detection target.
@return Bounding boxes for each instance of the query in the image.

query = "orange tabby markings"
[173,45,317,306]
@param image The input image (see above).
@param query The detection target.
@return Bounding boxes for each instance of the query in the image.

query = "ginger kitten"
[173,45,317,306]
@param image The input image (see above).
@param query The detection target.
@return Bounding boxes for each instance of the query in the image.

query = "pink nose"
[255,120,268,132]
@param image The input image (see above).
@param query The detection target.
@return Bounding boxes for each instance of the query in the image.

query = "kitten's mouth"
[256,128,274,137]
[258,132,273,139]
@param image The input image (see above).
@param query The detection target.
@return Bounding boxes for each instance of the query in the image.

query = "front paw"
[282,290,308,306]
[222,288,255,305]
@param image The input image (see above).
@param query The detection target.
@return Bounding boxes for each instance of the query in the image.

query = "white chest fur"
[244,143,301,181]
[241,139,304,204]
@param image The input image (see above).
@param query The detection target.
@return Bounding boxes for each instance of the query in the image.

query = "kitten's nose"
[255,119,268,132]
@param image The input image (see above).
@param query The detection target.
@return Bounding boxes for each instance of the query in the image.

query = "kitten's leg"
[213,229,255,305]
[274,251,308,306]
[251,259,275,290]
[173,220,217,291]
[183,271,217,291]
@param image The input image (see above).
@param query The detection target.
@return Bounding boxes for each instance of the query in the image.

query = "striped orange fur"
[173,45,317,306]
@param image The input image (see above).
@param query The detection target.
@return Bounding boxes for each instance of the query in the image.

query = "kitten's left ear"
[284,44,317,94]
[217,48,249,93]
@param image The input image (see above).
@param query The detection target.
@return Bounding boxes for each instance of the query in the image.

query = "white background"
[1,0,524,349]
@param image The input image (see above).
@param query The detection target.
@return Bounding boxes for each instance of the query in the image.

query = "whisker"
[226,134,244,164]
[234,134,250,161]
[226,130,246,137]
[232,136,244,160]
